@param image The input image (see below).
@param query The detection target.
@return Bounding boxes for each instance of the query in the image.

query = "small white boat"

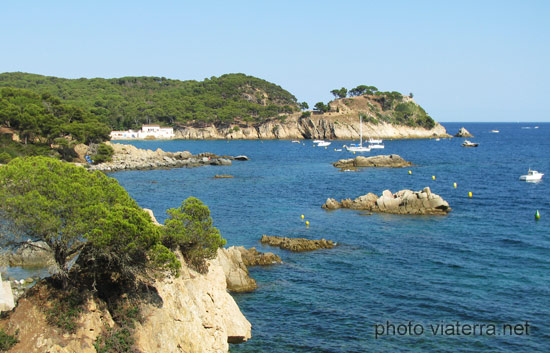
[435,138,440,141]
[313,139,324,144]
[316,141,331,147]
[345,144,371,152]
[462,140,479,147]
[368,143,384,149]
[368,138,383,144]
[490,130,500,133]
[345,114,371,152]
[519,169,544,181]
[291,140,301,143]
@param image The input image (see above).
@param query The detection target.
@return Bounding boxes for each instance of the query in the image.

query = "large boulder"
[260,235,336,252]
[455,127,473,137]
[322,187,451,215]
[333,154,412,169]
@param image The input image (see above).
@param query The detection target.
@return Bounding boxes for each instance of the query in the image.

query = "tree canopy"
[0,156,179,287]
[161,197,226,273]
[0,72,299,130]
[0,87,110,145]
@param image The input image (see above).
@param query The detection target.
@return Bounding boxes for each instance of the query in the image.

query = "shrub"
[0,152,11,164]
[93,143,114,164]
[0,329,18,351]
[162,197,226,273]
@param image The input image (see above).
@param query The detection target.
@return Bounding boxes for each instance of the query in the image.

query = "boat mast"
[359,114,363,146]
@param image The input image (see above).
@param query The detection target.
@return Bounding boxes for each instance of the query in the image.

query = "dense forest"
[0,87,111,162]
[0,72,300,130]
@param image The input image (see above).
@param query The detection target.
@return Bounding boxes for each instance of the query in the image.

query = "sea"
[63,123,550,352]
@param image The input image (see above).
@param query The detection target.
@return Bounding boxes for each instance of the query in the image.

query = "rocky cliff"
[174,116,448,140]
[0,255,251,353]
[173,96,450,140]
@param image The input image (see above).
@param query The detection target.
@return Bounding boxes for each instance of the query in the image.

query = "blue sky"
[1,0,549,122]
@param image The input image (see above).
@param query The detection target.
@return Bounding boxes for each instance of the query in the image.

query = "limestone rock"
[217,248,257,293]
[6,241,54,267]
[455,127,473,137]
[333,154,412,169]
[88,142,235,172]
[0,257,251,353]
[260,235,336,252]
[322,198,341,210]
[234,246,282,266]
[322,187,451,215]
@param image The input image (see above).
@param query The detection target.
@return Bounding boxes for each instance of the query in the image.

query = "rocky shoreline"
[84,142,246,172]
[323,187,451,215]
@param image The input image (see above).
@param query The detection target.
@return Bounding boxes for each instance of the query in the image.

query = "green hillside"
[0,72,299,130]
[0,87,110,162]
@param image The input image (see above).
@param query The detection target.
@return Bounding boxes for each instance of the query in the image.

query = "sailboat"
[345,115,371,152]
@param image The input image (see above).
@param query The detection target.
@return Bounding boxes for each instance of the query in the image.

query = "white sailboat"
[345,115,371,152]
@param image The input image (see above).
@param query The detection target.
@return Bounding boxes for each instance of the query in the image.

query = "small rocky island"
[333,154,412,169]
[322,187,451,215]
[260,235,336,252]
[455,127,473,137]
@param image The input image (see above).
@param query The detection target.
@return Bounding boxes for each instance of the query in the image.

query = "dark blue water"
[112,123,550,352]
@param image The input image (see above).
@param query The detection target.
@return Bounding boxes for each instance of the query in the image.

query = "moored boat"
[519,169,544,181]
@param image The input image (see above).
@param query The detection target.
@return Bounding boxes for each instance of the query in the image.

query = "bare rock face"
[333,155,412,169]
[260,235,336,252]
[133,255,252,352]
[322,187,451,215]
[455,127,473,137]
[217,248,257,293]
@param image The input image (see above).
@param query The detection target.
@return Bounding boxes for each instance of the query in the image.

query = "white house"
[110,125,175,140]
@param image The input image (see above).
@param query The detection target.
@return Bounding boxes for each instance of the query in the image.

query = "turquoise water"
[112,123,550,352]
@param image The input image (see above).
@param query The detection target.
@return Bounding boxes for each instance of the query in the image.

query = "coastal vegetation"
[0,156,179,289]
[0,156,229,350]
[0,87,110,162]
[162,197,227,273]
[317,85,436,129]
[0,72,300,130]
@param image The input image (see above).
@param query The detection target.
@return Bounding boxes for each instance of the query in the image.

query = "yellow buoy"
[325,147,327,149]
[468,191,473,198]
[453,182,457,188]
[408,170,412,175]
[535,210,540,220]
[432,175,436,180]
[305,220,310,228]
[301,214,305,220]
[353,151,356,155]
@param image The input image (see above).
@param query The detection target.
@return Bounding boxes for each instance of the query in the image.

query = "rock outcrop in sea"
[217,246,282,293]
[260,235,336,252]
[455,127,473,137]
[333,154,412,169]
[82,142,246,172]
[322,187,451,215]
